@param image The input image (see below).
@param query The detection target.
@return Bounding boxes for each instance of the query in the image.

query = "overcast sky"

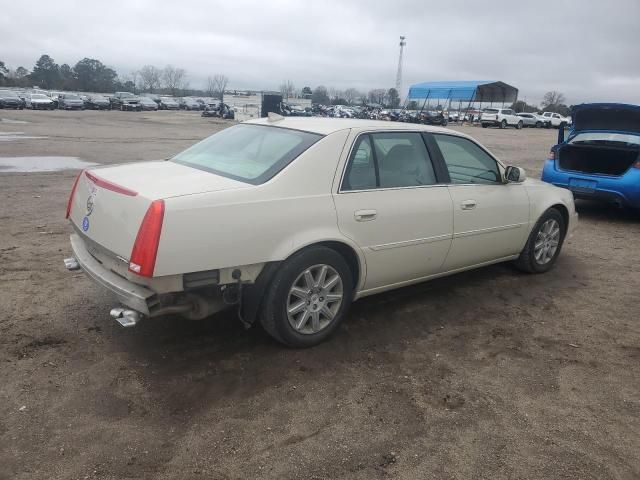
[2,0,639,106]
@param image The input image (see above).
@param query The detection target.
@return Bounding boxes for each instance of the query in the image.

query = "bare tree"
[279,80,295,100]
[163,65,187,96]
[541,91,566,109]
[209,74,228,101]
[343,88,361,105]
[139,65,162,93]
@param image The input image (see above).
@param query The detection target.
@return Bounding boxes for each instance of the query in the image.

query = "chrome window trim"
[337,129,447,194]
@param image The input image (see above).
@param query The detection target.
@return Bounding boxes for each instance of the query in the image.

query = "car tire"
[514,208,566,274]
[535,121,542,128]
[260,246,354,348]
[516,121,523,129]
[500,119,507,129]
[481,123,488,128]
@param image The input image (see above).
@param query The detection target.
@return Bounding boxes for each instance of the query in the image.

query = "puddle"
[1,118,29,124]
[0,156,98,172]
[0,132,48,141]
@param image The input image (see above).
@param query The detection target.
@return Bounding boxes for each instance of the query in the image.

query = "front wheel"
[514,208,566,273]
[260,246,354,347]
[481,123,488,128]
[516,121,523,129]
[500,119,507,129]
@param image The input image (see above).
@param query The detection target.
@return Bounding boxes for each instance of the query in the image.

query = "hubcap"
[534,219,560,265]
[286,264,343,335]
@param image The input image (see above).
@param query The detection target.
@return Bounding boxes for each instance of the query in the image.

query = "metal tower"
[395,36,406,97]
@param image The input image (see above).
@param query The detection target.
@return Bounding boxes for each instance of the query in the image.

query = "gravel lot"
[1,110,639,480]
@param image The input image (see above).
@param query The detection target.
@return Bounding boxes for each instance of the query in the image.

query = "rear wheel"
[481,123,488,128]
[260,246,353,347]
[500,119,507,129]
[516,121,523,129]
[514,208,566,273]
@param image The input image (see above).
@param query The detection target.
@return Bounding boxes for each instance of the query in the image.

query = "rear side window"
[172,124,322,184]
[342,132,437,191]
[433,134,501,185]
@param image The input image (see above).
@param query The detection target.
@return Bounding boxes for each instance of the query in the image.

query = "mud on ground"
[1,110,639,479]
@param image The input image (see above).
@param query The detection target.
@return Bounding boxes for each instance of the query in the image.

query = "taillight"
[633,160,640,169]
[65,170,84,218]
[128,200,165,277]
[548,150,556,161]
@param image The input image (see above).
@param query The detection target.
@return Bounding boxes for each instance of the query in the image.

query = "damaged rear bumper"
[67,233,156,315]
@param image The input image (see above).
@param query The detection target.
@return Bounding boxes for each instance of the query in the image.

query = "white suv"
[480,108,523,129]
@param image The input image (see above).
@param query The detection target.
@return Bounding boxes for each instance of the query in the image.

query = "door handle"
[460,200,477,210]
[354,209,377,222]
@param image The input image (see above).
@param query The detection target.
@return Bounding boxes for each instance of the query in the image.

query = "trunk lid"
[68,160,249,260]
[571,103,640,134]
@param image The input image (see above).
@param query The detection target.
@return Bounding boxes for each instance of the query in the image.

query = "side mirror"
[505,166,526,183]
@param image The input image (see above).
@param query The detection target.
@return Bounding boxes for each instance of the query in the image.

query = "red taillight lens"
[128,200,165,277]
[65,170,84,219]
[548,150,556,161]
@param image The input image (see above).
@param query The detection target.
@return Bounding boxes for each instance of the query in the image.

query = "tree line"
[279,82,401,107]
[0,54,229,99]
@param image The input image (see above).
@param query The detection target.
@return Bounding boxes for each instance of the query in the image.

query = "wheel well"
[302,241,361,290]
[550,204,569,231]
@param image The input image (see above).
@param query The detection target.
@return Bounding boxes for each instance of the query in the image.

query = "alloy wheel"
[286,264,343,335]
[534,219,560,265]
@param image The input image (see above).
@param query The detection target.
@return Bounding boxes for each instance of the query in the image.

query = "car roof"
[244,117,466,136]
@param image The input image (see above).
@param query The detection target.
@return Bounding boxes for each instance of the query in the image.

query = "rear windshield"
[172,124,323,184]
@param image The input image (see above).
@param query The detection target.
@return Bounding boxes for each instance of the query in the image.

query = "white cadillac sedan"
[64,117,577,347]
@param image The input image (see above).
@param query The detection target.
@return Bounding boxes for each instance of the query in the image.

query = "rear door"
[429,133,530,270]
[333,130,453,292]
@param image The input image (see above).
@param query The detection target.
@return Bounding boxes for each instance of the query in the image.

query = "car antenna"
[268,112,284,122]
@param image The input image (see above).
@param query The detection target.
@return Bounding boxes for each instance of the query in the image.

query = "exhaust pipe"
[110,308,142,327]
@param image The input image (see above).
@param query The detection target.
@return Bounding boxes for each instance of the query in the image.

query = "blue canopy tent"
[406,80,518,117]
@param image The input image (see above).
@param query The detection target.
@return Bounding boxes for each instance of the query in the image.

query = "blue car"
[541,103,640,209]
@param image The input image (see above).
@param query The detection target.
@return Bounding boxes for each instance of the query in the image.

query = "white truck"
[541,111,571,128]
[480,108,523,129]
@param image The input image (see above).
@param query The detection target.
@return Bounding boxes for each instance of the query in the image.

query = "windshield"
[0,90,18,97]
[31,94,48,99]
[66,94,80,100]
[172,124,322,184]
[141,98,154,103]
[483,109,499,113]
[569,132,640,147]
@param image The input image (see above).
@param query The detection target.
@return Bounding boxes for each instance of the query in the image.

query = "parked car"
[139,97,159,111]
[542,103,640,209]
[202,102,235,119]
[516,112,544,128]
[110,92,142,111]
[420,110,448,126]
[86,95,111,110]
[542,111,571,128]
[49,92,62,108]
[28,93,56,110]
[179,98,201,111]
[58,93,85,110]
[63,118,577,347]
[481,108,522,129]
[0,89,25,109]
[194,98,207,110]
[159,97,179,110]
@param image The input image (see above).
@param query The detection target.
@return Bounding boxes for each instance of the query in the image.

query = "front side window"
[433,134,501,185]
[342,132,437,190]
[172,124,322,184]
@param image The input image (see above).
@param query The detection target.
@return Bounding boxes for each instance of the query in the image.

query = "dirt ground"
[1,110,639,480]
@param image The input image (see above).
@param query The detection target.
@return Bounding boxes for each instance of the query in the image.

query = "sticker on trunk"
[82,216,90,232]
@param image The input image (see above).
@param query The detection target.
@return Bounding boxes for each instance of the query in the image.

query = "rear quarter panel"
[154,129,366,277]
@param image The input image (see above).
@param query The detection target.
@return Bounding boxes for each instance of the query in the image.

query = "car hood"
[571,103,640,134]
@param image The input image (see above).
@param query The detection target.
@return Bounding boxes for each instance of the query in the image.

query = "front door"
[333,131,453,293]
[429,133,530,271]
